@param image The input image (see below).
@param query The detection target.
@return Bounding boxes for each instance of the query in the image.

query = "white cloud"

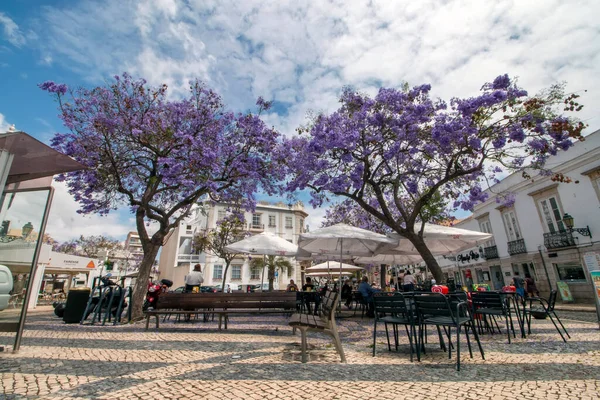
[45,181,133,242]
[0,12,26,47]
[0,112,10,132]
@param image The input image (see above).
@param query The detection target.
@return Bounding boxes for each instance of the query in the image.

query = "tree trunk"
[221,261,231,292]
[129,243,161,321]
[268,264,275,292]
[405,232,444,284]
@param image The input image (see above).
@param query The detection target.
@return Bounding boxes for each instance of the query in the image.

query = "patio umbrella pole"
[260,254,265,292]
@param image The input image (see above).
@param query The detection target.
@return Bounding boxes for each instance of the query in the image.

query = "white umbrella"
[299,223,396,257]
[354,253,423,265]
[306,262,363,272]
[307,271,354,278]
[225,232,298,291]
[299,223,396,281]
[225,232,298,256]
[378,223,493,256]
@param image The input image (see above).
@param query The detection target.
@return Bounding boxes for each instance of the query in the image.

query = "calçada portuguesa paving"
[1,307,599,400]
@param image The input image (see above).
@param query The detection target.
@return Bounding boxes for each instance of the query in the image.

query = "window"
[285,216,293,228]
[268,215,276,227]
[538,196,565,233]
[252,213,262,228]
[502,210,522,241]
[217,210,226,221]
[213,265,223,280]
[232,265,242,280]
[250,266,261,280]
[555,262,586,281]
[186,225,192,230]
[478,219,495,247]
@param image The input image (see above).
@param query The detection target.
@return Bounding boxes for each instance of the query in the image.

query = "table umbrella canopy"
[225,232,298,256]
[306,271,354,278]
[306,262,364,273]
[378,223,493,256]
[354,253,423,265]
[298,223,396,258]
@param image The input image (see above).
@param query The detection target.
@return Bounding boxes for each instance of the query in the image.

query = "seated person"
[341,279,353,308]
[358,276,378,317]
[286,279,299,292]
[302,277,315,292]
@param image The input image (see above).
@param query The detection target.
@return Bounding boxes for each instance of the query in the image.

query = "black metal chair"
[413,293,485,371]
[352,292,367,318]
[523,290,570,342]
[372,292,417,361]
[470,291,516,343]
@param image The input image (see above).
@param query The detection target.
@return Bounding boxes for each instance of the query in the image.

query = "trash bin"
[63,287,91,324]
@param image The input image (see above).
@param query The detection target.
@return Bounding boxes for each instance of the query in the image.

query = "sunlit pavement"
[1,306,599,399]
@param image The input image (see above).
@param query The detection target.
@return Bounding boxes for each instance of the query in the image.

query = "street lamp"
[562,213,592,238]
[21,222,34,238]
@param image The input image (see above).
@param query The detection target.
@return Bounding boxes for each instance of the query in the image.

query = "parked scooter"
[143,279,173,310]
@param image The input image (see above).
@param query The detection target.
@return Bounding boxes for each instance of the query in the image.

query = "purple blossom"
[491,74,511,90]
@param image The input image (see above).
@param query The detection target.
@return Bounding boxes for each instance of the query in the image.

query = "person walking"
[524,273,539,298]
[512,271,525,297]
[184,264,204,293]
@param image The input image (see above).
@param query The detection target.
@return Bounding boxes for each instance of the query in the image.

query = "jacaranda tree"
[41,74,288,319]
[286,75,585,282]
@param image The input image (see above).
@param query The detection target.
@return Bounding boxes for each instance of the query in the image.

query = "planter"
[531,311,547,320]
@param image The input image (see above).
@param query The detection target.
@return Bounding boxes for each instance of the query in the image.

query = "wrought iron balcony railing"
[507,238,527,255]
[543,231,576,250]
[483,245,499,259]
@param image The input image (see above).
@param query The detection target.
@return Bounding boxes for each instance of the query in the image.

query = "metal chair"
[413,293,485,371]
[523,290,570,342]
[470,291,516,343]
[372,292,417,361]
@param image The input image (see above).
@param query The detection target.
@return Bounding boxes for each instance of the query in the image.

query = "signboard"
[583,252,600,327]
[86,261,95,269]
[556,281,573,302]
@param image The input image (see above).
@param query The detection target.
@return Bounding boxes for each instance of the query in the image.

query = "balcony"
[543,231,576,250]
[507,239,527,255]
[248,223,265,232]
[483,245,499,260]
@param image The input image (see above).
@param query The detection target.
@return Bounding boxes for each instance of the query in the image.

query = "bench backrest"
[154,292,297,310]
[319,289,339,326]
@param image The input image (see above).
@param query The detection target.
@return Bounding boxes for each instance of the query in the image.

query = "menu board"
[583,252,600,326]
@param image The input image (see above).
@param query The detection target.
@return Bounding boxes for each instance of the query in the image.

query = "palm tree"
[250,255,293,291]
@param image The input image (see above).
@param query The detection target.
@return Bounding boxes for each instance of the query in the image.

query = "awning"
[0,131,85,184]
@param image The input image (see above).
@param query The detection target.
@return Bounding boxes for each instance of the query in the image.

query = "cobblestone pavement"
[1,307,599,399]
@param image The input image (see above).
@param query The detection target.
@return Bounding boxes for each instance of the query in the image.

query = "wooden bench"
[145,292,297,330]
[289,289,346,363]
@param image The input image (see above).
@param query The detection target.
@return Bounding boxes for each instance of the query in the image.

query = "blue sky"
[1,0,599,242]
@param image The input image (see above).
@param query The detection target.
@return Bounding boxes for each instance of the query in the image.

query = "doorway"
[490,265,504,290]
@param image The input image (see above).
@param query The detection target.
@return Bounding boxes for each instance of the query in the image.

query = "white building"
[443,129,600,303]
[159,201,308,290]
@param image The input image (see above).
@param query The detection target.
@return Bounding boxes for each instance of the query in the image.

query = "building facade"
[159,201,308,290]
[442,129,600,303]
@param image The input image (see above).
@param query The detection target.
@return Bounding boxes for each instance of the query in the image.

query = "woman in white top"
[402,271,416,292]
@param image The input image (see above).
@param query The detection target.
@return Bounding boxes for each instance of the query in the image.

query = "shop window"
[554,262,586,282]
